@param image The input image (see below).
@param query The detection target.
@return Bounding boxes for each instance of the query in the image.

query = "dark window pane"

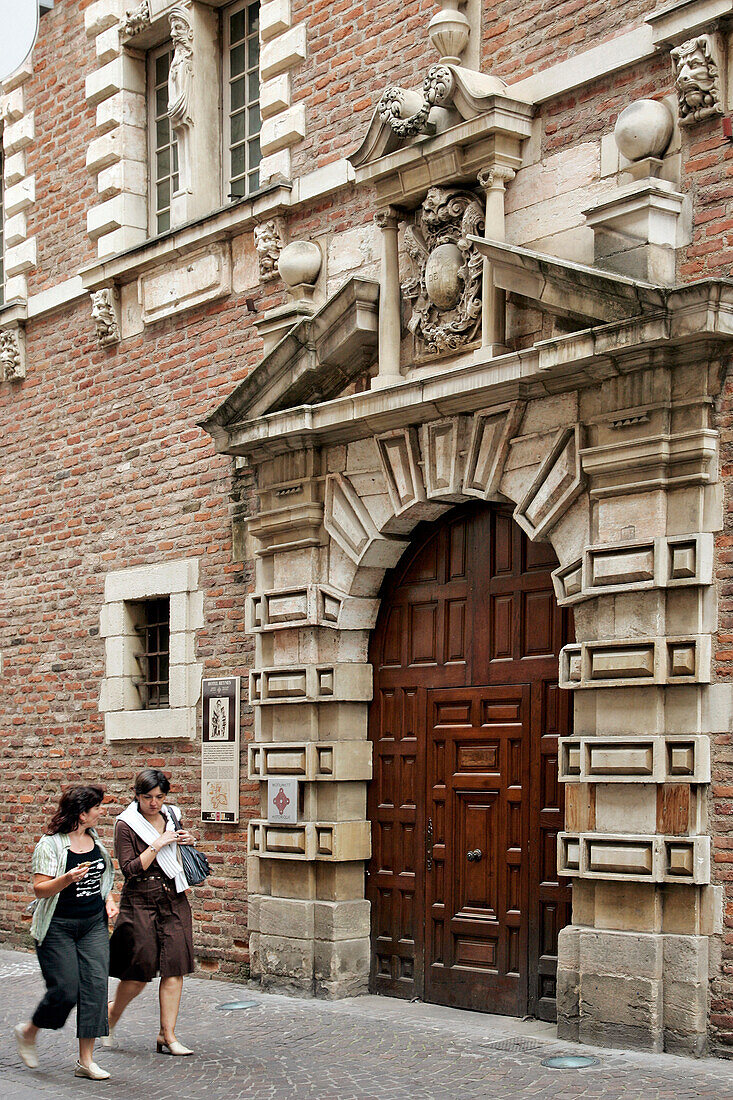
[157,210,170,233]
[231,110,246,145]
[231,76,245,113]
[155,53,170,84]
[247,1,259,35]
[157,147,171,178]
[230,42,246,78]
[248,134,261,168]
[157,179,170,209]
[155,85,168,118]
[248,102,261,135]
[156,119,170,149]
[230,143,246,178]
[248,168,260,192]
[230,8,245,43]
[247,35,259,70]
[248,70,259,101]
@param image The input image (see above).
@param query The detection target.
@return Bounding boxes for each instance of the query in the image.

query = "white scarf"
[118,801,189,893]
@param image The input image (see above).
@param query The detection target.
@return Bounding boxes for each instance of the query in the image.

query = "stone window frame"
[99,558,204,742]
[222,0,262,202]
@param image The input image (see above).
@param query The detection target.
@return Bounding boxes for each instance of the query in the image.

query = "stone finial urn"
[428,0,470,64]
[277,241,323,302]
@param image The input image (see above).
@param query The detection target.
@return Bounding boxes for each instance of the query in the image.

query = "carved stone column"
[167,2,220,227]
[373,207,402,389]
[478,166,514,353]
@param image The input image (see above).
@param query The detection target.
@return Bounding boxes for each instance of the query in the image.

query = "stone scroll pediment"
[200,277,378,447]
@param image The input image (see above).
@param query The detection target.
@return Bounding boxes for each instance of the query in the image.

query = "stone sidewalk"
[0,947,732,1099]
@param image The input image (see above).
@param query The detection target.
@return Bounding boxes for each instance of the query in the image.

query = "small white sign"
[0,0,39,84]
[267,777,298,825]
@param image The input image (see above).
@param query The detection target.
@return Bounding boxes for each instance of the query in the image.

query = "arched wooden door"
[367,504,573,1020]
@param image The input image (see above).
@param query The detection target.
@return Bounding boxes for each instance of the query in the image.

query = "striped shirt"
[30,830,114,944]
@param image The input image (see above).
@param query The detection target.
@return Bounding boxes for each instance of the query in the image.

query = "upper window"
[223,0,261,200]
[148,43,179,235]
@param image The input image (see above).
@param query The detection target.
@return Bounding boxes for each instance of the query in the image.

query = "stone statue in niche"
[402,186,485,355]
[254,220,285,282]
[671,35,723,125]
[122,0,151,37]
[0,326,25,380]
[90,288,121,347]
[168,5,194,191]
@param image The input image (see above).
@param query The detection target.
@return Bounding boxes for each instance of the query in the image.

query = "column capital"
[374,207,401,231]
[477,165,516,193]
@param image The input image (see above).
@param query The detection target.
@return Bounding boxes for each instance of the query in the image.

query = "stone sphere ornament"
[614,99,674,162]
[277,240,323,288]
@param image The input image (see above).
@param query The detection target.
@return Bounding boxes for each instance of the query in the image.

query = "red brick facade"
[3,0,733,1055]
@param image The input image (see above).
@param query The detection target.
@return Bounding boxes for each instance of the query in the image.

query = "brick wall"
[0,286,272,976]
[25,0,98,294]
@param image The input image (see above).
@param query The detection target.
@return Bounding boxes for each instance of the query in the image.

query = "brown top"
[114,818,178,881]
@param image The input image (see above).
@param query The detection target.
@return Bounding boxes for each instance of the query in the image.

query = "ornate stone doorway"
[368,504,573,1019]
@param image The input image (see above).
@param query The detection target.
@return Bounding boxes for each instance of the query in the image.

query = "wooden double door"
[367,505,573,1019]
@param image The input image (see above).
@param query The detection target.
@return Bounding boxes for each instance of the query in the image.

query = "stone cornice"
[207,280,733,460]
[646,0,733,46]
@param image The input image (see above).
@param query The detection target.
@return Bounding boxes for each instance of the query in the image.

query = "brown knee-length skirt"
[109,873,194,982]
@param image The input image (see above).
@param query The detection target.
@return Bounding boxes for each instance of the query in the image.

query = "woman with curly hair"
[14,784,118,1081]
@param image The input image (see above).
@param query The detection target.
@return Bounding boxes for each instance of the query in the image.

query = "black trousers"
[33,912,109,1038]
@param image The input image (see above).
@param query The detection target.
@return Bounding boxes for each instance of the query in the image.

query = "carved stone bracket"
[122,0,151,38]
[90,287,121,347]
[403,186,485,355]
[254,219,287,282]
[671,34,724,125]
[0,324,26,381]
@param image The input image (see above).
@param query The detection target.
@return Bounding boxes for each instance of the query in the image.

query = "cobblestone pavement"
[1,948,732,1099]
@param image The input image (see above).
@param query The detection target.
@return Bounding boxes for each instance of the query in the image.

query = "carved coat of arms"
[403,187,485,356]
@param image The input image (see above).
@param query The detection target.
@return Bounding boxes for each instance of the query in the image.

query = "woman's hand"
[105,894,119,920]
[153,829,179,851]
[67,862,92,883]
[176,830,196,845]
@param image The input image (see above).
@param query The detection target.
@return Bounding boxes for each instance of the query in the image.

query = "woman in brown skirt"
[106,769,197,1056]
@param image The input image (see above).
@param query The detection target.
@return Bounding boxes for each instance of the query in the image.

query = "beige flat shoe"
[14,1023,38,1069]
[74,1059,110,1080]
[156,1037,194,1056]
[100,1005,115,1049]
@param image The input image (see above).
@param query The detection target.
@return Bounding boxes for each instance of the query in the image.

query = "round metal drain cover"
[216,1000,259,1011]
[541,1054,599,1069]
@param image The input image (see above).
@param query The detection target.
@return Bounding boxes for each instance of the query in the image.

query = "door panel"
[368,505,572,1016]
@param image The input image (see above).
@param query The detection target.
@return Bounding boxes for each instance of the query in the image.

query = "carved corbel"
[167,4,194,192]
[378,64,455,138]
[254,219,287,283]
[0,324,26,381]
[90,287,121,347]
[122,0,151,37]
[671,34,724,125]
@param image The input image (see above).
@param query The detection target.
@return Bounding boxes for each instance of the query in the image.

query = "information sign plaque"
[201,676,240,823]
[267,777,299,825]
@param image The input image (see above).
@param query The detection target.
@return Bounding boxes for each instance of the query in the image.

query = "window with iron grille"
[224,0,261,200]
[148,43,179,234]
[132,598,170,709]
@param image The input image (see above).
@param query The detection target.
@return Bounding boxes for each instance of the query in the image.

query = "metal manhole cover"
[484,1037,545,1054]
[542,1054,600,1069]
[216,1000,259,1011]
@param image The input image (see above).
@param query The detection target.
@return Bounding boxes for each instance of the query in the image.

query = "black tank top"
[54,843,105,919]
